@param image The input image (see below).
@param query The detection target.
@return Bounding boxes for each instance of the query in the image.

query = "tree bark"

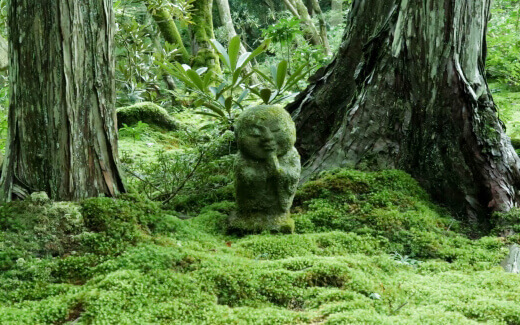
[190,0,221,74]
[287,0,520,224]
[145,2,191,64]
[0,0,126,201]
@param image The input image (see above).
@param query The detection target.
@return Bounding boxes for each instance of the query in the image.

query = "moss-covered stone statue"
[230,105,301,233]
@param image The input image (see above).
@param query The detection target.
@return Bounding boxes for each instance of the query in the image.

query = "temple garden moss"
[0,168,518,324]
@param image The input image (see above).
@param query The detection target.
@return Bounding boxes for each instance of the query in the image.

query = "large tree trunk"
[0,0,126,201]
[190,0,221,74]
[287,0,520,225]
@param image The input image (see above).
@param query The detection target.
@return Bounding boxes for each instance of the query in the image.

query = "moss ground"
[1,90,520,324]
[0,167,519,324]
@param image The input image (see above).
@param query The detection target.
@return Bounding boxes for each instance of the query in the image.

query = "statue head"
[235,105,296,160]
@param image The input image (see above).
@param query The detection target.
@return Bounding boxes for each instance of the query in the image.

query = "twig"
[391,301,408,315]
[125,168,162,193]
[162,150,206,204]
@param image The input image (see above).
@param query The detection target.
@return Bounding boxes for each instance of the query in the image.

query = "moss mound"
[0,169,517,324]
[117,102,178,130]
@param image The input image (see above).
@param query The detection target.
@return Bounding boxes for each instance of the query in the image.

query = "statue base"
[228,211,294,234]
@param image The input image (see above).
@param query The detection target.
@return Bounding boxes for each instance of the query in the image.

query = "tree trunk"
[287,0,520,225]
[308,0,332,56]
[0,0,126,201]
[284,0,322,47]
[330,0,343,26]
[264,0,276,12]
[215,0,258,83]
[283,0,299,17]
[145,3,191,64]
[0,35,7,71]
[190,0,221,74]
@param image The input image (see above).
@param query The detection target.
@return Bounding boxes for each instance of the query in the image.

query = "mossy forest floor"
[0,87,520,324]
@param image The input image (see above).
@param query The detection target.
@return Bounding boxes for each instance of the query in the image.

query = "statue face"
[236,106,296,160]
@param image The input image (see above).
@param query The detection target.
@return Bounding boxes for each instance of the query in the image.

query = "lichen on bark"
[287,0,520,226]
[0,0,126,201]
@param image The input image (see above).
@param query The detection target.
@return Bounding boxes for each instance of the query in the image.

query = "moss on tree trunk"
[190,0,221,75]
[0,0,126,201]
[145,3,190,64]
[287,0,520,226]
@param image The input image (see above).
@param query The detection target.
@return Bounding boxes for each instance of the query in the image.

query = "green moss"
[0,169,517,324]
[117,102,179,130]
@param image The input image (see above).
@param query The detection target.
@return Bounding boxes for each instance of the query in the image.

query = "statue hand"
[267,152,280,175]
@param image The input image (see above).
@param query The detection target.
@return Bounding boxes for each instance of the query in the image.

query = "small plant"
[390,252,423,267]
[251,59,309,104]
[119,121,149,142]
[159,36,269,129]
[261,17,302,66]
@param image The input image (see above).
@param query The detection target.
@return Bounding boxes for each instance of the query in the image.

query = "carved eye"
[249,127,261,137]
[271,127,281,133]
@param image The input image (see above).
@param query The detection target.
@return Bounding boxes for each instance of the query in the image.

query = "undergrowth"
[0,169,518,324]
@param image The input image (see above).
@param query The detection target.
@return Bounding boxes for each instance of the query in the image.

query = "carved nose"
[263,130,274,141]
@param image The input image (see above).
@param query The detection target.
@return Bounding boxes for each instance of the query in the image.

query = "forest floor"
[0,86,519,324]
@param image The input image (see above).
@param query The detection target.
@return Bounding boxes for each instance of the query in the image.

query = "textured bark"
[0,0,126,201]
[287,0,520,224]
[190,0,221,74]
[145,3,190,63]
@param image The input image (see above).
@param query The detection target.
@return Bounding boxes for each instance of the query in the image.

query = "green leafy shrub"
[487,2,520,89]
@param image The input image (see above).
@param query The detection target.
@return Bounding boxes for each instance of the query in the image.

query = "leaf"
[196,67,208,75]
[270,64,278,85]
[210,39,230,69]
[276,60,288,90]
[284,64,309,91]
[260,88,272,104]
[202,103,226,117]
[199,123,216,130]
[237,89,250,104]
[186,69,205,91]
[195,111,223,119]
[240,39,271,68]
[253,68,276,86]
[210,83,227,100]
[236,52,251,69]
[203,71,213,89]
[225,96,233,112]
[228,35,241,71]
[232,69,243,86]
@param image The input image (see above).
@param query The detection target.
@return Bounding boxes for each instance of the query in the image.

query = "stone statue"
[230,105,301,233]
